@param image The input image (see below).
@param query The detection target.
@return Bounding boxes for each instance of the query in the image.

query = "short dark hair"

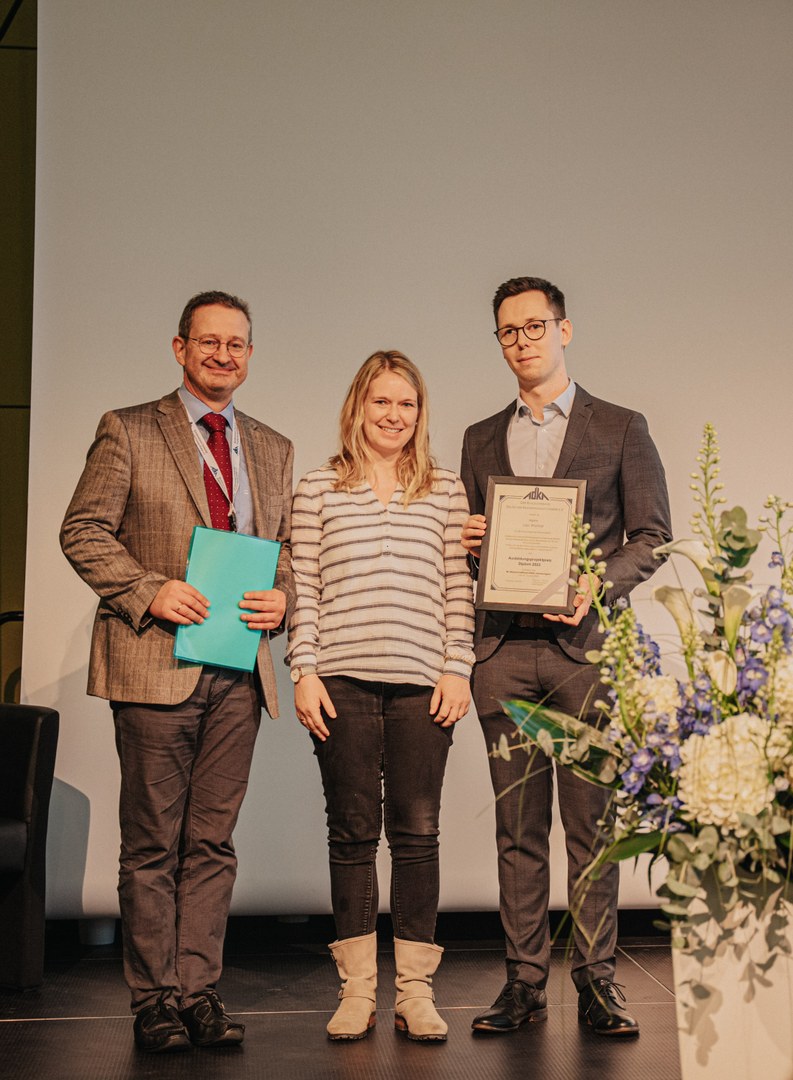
[178,291,252,341]
[492,276,566,323]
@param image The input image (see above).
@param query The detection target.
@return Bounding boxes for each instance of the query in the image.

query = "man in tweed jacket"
[61,291,294,1052]
[461,276,671,1038]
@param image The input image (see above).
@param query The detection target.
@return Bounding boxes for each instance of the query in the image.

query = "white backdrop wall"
[26,0,792,918]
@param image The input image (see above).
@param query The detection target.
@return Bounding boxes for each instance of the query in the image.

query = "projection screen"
[25,0,792,918]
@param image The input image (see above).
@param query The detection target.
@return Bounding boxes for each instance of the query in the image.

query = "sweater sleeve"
[441,476,476,678]
[285,474,323,674]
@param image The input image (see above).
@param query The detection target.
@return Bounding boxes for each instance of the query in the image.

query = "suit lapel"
[237,413,269,537]
[554,384,593,478]
[157,391,212,525]
[493,403,514,476]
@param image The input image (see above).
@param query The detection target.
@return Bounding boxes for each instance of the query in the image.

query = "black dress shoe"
[578,979,639,1036]
[471,980,548,1032]
[179,991,245,1047]
[133,997,191,1053]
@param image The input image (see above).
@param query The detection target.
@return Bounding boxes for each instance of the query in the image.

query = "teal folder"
[174,526,281,672]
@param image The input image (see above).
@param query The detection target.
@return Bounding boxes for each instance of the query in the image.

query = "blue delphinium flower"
[631,748,655,773]
[751,620,774,645]
[691,674,714,713]
[737,657,768,707]
[621,767,646,795]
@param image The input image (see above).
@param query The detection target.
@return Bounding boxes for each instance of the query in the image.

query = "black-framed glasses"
[186,336,249,359]
[493,319,562,347]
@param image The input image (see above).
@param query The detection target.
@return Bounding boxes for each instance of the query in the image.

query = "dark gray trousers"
[112,668,260,1011]
[473,631,618,991]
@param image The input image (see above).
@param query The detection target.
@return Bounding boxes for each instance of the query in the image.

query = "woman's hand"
[294,673,336,741]
[429,674,471,727]
[461,514,487,557]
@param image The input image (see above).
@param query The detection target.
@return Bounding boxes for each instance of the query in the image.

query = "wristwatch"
[290,666,307,683]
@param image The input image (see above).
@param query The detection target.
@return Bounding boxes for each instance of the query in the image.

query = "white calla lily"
[721,584,754,651]
[654,538,720,595]
[704,649,738,695]
[653,585,697,640]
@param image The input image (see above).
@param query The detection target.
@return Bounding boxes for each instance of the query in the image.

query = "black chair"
[0,704,59,989]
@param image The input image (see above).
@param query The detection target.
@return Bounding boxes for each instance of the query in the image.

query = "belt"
[512,612,547,629]
[508,612,555,639]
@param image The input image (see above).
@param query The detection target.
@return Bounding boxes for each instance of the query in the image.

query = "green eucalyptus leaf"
[665,877,702,898]
[660,901,692,917]
[693,853,715,872]
[666,835,696,862]
[697,826,720,853]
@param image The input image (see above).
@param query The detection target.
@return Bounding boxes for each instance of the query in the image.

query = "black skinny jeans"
[313,675,454,942]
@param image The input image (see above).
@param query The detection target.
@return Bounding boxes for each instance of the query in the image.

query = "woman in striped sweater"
[287,351,475,1043]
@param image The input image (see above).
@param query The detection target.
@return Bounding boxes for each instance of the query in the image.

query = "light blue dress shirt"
[177,385,254,535]
[507,380,577,478]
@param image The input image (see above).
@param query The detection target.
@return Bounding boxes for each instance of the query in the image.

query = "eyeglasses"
[186,336,249,359]
[493,319,562,347]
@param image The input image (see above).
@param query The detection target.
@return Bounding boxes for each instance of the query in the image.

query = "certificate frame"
[475,476,586,614]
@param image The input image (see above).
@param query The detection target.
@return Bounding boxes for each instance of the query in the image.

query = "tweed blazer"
[60,389,295,715]
[460,384,672,664]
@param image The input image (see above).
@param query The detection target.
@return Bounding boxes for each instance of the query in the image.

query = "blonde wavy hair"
[330,350,437,505]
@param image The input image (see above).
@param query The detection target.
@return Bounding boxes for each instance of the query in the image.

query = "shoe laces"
[200,991,227,1016]
[493,981,515,1006]
[585,979,627,1012]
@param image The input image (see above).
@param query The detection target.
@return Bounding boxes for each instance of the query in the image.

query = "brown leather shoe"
[179,991,245,1047]
[133,997,191,1053]
[578,979,639,1036]
[471,980,548,1032]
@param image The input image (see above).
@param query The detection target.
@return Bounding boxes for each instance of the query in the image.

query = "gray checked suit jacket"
[460,384,673,664]
[60,389,296,715]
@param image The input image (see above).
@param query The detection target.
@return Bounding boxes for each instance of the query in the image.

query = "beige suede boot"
[393,938,448,1041]
[326,932,377,1040]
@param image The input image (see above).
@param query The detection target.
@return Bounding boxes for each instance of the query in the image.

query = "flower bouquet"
[502,424,793,1076]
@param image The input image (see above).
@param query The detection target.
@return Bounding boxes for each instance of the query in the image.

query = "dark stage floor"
[0,915,681,1080]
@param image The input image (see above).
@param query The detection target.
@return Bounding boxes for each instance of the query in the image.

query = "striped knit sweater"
[286,466,475,686]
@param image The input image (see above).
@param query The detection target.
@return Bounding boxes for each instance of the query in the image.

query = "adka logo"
[524,487,549,501]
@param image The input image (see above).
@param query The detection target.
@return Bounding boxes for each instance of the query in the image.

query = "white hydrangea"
[768,722,793,787]
[772,657,793,722]
[677,713,775,828]
[631,674,681,730]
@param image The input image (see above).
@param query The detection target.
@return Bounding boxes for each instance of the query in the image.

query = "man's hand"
[148,580,209,624]
[239,589,287,632]
[543,574,599,626]
[461,514,487,556]
[294,673,336,741]
[429,674,471,727]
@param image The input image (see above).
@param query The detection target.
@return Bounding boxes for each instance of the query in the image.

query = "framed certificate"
[475,476,586,614]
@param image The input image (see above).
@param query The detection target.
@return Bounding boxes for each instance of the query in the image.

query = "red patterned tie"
[200,412,234,530]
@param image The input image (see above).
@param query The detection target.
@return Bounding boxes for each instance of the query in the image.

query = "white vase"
[672,893,793,1080]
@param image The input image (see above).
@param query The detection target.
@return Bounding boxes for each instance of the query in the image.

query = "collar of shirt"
[178,384,235,431]
[513,378,577,424]
[507,380,577,477]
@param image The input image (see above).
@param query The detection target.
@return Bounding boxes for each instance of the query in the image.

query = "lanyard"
[185,407,241,530]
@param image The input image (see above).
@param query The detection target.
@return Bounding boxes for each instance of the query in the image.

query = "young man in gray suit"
[460,276,671,1037]
[61,291,295,1052]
